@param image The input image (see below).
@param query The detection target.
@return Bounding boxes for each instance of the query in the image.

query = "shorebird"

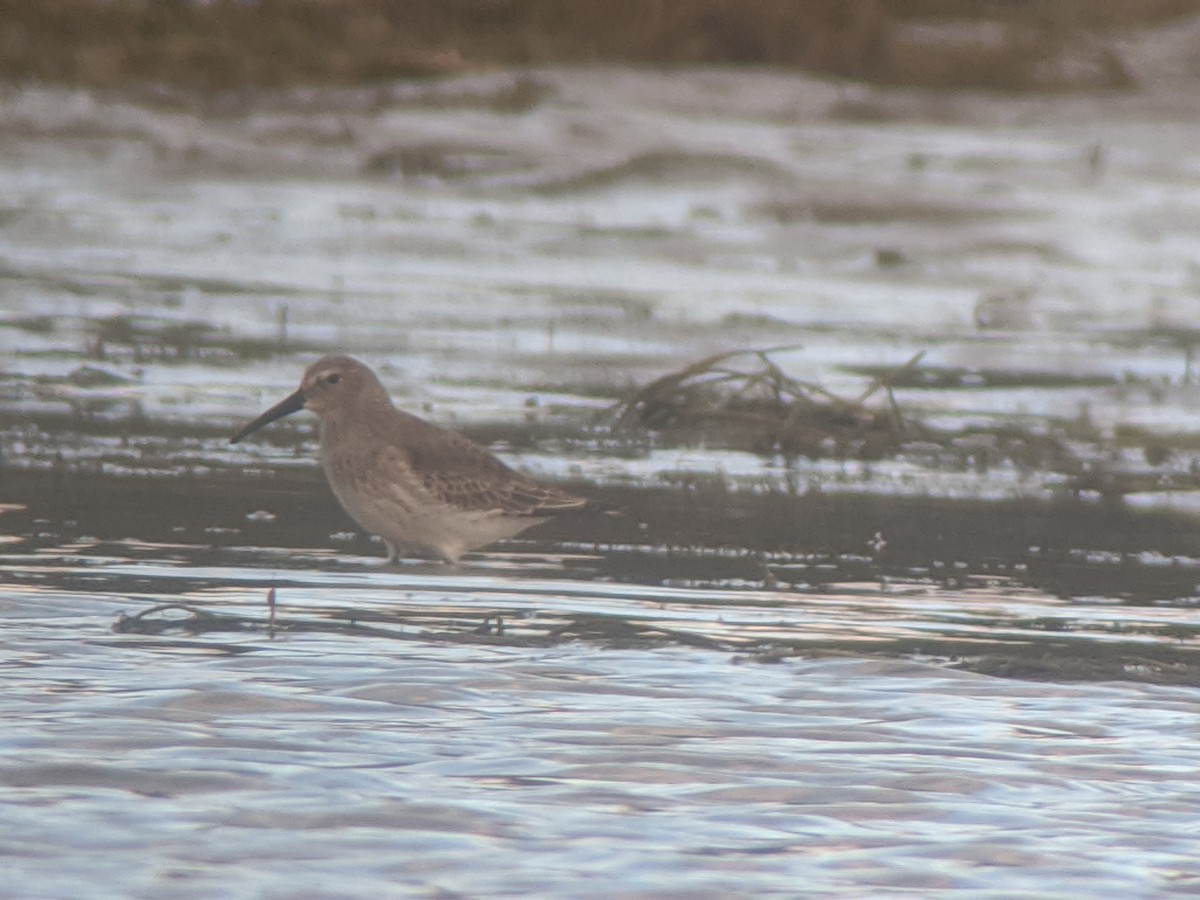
[230,355,589,563]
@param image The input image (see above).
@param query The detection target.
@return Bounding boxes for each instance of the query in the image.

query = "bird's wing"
[424,470,587,516]
[404,426,586,517]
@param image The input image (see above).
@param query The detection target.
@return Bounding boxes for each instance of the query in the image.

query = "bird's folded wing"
[422,470,587,516]
[405,430,586,516]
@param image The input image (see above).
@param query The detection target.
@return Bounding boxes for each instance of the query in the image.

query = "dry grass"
[610,347,930,459]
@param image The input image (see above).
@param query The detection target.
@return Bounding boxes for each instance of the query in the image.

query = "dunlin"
[231,355,589,563]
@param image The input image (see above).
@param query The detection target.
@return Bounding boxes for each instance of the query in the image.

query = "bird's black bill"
[229,389,306,444]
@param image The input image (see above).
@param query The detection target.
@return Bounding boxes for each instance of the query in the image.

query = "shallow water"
[3,67,1200,895]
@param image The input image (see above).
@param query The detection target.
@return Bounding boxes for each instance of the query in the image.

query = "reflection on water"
[3,67,1200,894]
[4,611,1200,896]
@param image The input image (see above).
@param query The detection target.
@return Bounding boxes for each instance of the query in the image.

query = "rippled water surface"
[4,66,1200,895]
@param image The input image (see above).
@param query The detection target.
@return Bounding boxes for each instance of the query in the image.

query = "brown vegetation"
[610,348,928,460]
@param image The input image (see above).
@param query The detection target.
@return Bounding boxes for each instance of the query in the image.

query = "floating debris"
[113,603,259,636]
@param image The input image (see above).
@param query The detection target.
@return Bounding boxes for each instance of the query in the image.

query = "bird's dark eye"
[326,373,341,385]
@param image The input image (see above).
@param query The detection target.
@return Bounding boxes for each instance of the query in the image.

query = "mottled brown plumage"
[231,355,588,562]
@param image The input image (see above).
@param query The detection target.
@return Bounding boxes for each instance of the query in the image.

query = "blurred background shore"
[4,0,1199,93]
